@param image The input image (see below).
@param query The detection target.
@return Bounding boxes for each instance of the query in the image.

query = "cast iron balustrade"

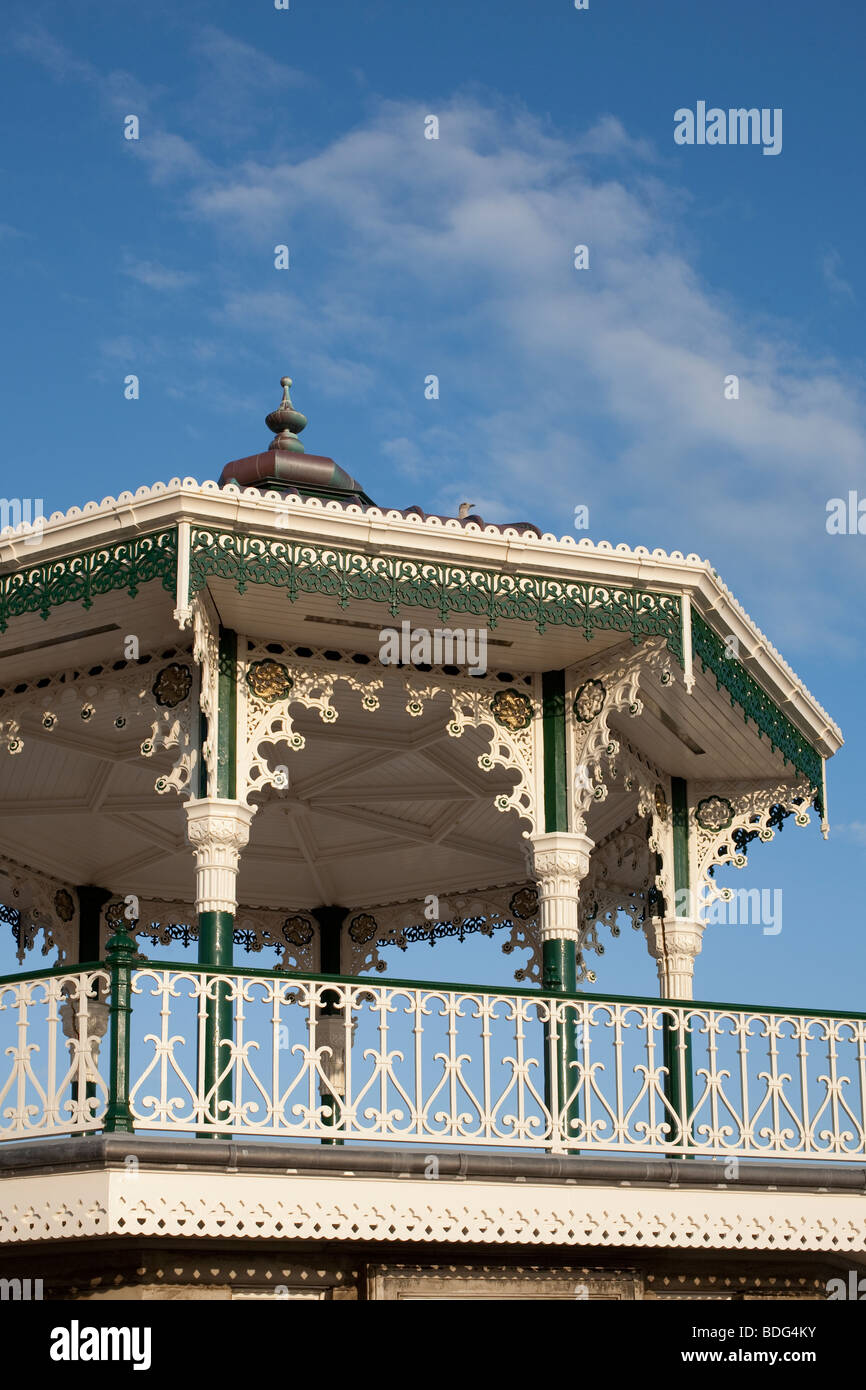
[1,937,865,1160]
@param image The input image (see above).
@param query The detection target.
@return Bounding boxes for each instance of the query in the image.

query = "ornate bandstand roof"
[0,375,842,975]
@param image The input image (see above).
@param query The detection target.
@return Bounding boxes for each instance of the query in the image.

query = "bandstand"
[0,376,861,1303]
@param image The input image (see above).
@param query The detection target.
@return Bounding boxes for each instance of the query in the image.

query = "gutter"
[1,1134,864,1196]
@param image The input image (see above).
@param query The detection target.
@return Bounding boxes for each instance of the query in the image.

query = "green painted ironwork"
[0,520,825,805]
[188,527,684,653]
[198,910,235,1132]
[123,959,865,1024]
[6,958,866,1154]
[104,922,135,1134]
[199,630,239,1131]
[216,628,238,800]
[0,529,177,633]
[691,611,823,790]
[75,885,113,965]
[197,710,208,799]
[666,775,694,1154]
[541,671,568,833]
[670,776,690,908]
[541,938,579,1147]
[313,906,349,1147]
[539,670,578,1146]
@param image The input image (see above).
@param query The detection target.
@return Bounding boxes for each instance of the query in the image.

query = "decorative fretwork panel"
[238,639,384,804]
[101,898,317,972]
[0,646,198,798]
[568,638,675,833]
[0,529,177,633]
[692,612,823,792]
[598,739,671,909]
[342,881,541,982]
[188,527,685,653]
[0,855,79,963]
[691,778,813,911]
[404,673,538,830]
[577,818,656,984]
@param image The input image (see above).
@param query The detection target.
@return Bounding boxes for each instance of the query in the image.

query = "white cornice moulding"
[1,1167,864,1253]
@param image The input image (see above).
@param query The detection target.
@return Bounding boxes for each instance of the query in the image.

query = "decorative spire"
[265,375,308,454]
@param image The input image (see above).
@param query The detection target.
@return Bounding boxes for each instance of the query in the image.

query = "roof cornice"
[0,478,841,752]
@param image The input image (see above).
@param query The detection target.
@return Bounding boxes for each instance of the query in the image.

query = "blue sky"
[1,0,864,1009]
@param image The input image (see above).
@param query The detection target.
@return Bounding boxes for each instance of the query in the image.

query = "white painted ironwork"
[0,969,110,1139]
[120,968,866,1161]
[99,897,317,971]
[0,853,79,963]
[691,777,813,913]
[3,962,863,1161]
[0,644,198,798]
[342,880,539,979]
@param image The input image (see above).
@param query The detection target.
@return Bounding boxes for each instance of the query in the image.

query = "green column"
[74,884,113,1127]
[76,884,113,964]
[198,625,238,1135]
[542,670,568,836]
[671,776,691,914]
[665,776,694,1155]
[104,923,135,1134]
[539,671,579,1148]
[312,906,348,1145]
[199,909,235,1129]
[216,626,237,800]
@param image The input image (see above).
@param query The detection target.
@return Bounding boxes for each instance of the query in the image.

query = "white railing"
[123,968,866,1160]
[0,969,110,1140]
[2,963,864,1159]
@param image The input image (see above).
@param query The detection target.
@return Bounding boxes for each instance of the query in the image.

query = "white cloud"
[831,822,866,846]
[122,259,198,291]
[574,115,658,163]
[821,248,854,300]
[170,98,866,666]
[9,44,866,667]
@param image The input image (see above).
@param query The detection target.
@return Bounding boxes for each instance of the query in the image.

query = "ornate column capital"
[184,797,256,915]
[643,915,705,1000]
[528,831,594,943]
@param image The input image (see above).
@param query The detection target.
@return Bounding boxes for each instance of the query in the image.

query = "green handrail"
[117,958,866,1025]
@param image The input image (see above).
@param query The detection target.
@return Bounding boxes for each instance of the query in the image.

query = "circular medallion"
[348,913,378,945]
[152,663,192,708]
[490,688,533,732]
[53,888,75,922]
[573,678,606,723]
[246,659,293,703]
[281,915,314,948]
[696,795,734,833]
[509,886,538,920]
[654,784,669,822]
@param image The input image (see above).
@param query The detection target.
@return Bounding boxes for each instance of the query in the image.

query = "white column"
[644,915,705,1000]
[184,798,255,916]
[528,831,594,988]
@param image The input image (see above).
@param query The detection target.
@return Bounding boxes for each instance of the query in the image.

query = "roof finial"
[265,375,308,453]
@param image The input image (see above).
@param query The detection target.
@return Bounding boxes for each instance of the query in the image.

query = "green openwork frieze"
[0,519,823,793]
[691,611,823,790]
[188,527,684,654]
[0,529,178,632]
